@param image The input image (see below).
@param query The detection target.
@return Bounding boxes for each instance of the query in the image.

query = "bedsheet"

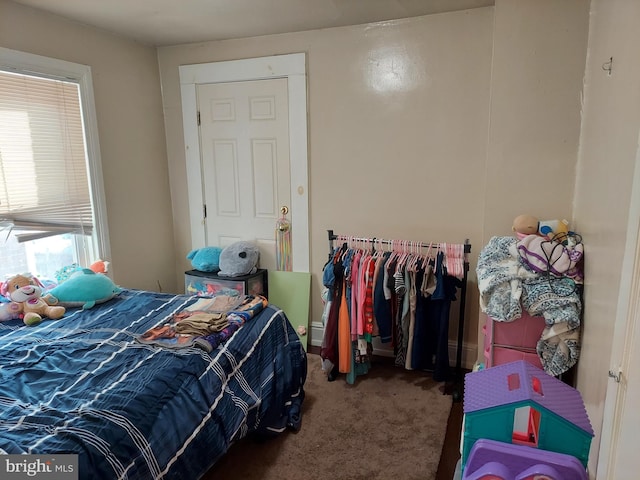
[0,289,307,479]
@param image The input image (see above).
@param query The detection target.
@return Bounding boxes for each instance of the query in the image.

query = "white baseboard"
[310,321,477,370]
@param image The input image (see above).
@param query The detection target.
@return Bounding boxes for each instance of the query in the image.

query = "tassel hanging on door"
[276,206,292,271]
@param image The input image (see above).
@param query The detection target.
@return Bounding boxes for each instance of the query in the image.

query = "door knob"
[277,206,290,232]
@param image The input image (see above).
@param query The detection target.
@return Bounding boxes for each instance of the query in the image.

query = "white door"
[179,54,309,272]
[597,147,640,479]
[605,321,640,479]
[197,78,291,271]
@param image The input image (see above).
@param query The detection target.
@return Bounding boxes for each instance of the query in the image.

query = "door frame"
[179,53,309,272]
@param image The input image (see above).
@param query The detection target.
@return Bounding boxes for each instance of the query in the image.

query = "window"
[512,405,541,447]
[0,48,109,283]
[507,373,521,391]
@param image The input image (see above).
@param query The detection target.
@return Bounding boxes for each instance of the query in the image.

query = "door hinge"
[203,204,207,219]
[608,367,622,383]
[197,111,201,126]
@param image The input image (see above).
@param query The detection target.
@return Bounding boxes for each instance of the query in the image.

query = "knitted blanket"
[477,236,536,322]
[477,236,582,376]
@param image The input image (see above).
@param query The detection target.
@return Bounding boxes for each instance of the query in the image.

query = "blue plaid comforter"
[0,289,307,479]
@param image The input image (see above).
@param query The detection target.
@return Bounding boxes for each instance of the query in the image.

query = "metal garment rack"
[327,229,471,400]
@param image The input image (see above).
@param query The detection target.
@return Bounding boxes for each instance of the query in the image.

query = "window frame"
[0,47,111,267]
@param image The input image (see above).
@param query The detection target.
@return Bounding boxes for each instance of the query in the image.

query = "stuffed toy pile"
[0,259,121,325]
[187,242,260,277]
[512,214,583,280]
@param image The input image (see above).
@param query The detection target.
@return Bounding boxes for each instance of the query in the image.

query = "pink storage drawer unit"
[488,346,543,369]
[483,312,546,369]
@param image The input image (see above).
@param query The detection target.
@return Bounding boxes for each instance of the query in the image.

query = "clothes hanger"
[413,241,423,269]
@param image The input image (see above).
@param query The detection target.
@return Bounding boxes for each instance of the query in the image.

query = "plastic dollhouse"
[461,360,593,477]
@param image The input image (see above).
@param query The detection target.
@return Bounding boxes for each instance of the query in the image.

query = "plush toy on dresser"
[218,241,260,277]
[512,214,540,239]
[187,246,223,273]
[512,214,570,242]
[0,274,65,326]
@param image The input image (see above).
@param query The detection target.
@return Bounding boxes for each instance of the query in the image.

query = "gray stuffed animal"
[218,241,260,277]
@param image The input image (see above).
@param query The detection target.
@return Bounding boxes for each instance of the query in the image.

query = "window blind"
[0,69,93,242]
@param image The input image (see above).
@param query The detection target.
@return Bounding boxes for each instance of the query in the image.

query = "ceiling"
[10,0,494,47]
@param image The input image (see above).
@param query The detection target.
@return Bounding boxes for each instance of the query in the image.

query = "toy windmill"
[275,206,292,271]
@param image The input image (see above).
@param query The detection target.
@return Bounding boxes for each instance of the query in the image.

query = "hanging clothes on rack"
[321,231,470,387]
[409,250,464,381]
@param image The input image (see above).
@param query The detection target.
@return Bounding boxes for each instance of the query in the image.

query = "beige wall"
[158,8,494,358]
[573,0,640,475]
[481,0,590,367]
[0,0,176,292]
[158,2,589,363]
[485,0,589,238]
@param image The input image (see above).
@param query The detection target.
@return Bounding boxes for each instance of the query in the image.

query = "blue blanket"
[0,289,306,479]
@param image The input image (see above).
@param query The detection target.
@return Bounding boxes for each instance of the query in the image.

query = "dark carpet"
[204,352,454,480]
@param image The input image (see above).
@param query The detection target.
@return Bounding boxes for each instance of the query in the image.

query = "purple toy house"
[462,360,593,473]
[462,439,588,480]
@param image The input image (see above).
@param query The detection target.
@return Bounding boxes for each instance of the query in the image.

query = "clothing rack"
[327,229,471,400]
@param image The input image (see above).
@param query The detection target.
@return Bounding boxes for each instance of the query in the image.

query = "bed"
[0,288,307,479]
